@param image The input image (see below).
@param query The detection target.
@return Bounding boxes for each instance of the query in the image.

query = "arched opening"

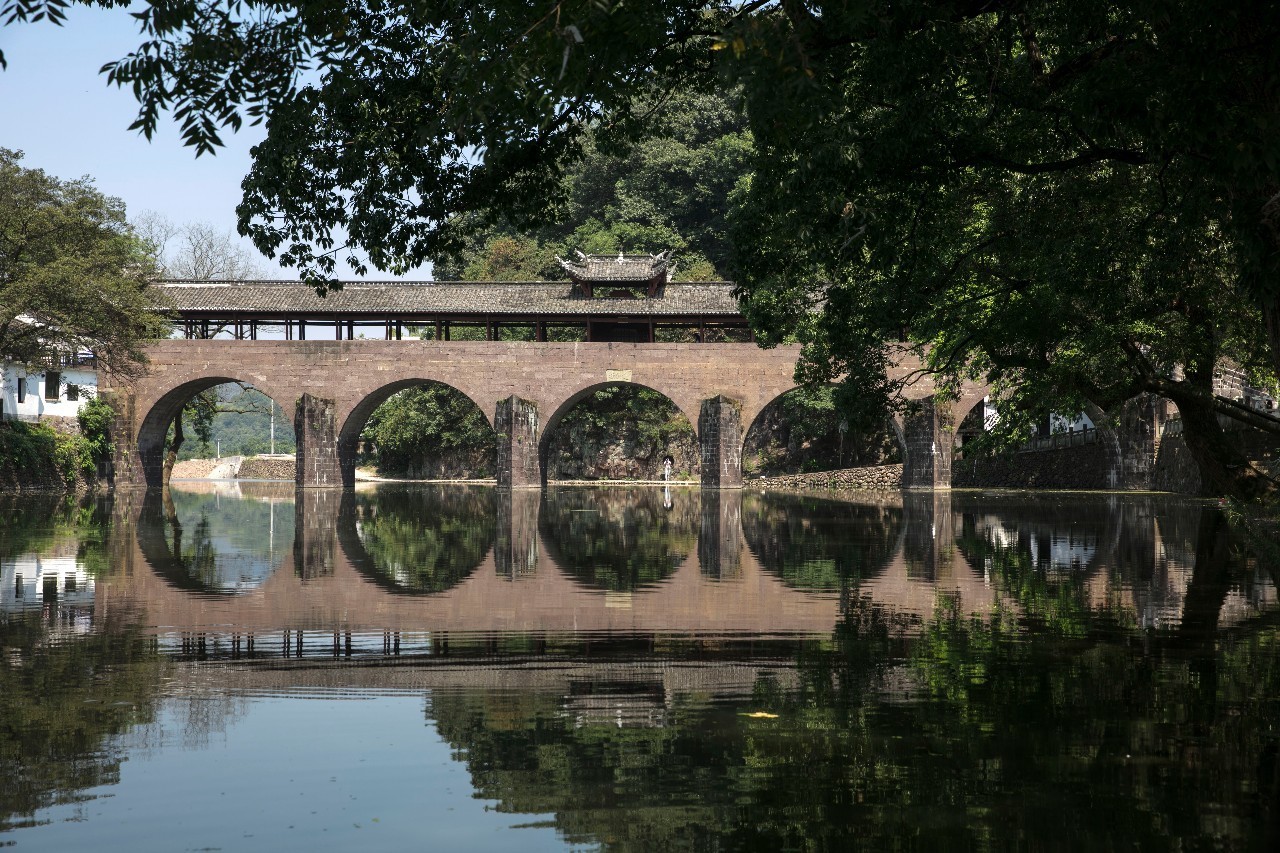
[952,395,999,460]
[540,383,699,482]
[539,487,697,592]
[339,380,496,484]
[135,486,291,595]
[337,485,496,595]
[137,378,292,488]
[741,492,902,592]
[742,386,901,478]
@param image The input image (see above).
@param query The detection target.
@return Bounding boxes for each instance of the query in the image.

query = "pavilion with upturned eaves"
[158,253,750,344]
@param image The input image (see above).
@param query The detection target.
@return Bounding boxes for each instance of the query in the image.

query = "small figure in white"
[662,456,674,483]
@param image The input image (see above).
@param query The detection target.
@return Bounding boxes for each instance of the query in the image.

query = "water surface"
[2,484,1278,851]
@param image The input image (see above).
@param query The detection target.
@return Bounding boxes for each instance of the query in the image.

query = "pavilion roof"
[556,250,673,284]
[153,280,743,318]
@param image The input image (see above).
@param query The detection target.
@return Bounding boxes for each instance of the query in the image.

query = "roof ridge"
[154,279,738,287]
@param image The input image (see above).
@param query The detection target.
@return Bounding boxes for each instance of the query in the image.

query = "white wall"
[1,362,98,422]
[1050,411,1095,433]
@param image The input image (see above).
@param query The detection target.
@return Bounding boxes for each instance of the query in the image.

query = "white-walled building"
[0,357,98,424]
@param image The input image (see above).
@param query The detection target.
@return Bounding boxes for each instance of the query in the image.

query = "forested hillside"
[175,387,294,460]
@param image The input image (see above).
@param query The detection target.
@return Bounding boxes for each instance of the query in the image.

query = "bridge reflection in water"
[90,483,1273,662]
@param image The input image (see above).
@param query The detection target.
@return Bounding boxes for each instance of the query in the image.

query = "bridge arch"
[741,491,903,592]
[539,381,702,483]
[135,376,293,488]
[336,378,495,486]
[538,487,696,591]
[743,384,905,476]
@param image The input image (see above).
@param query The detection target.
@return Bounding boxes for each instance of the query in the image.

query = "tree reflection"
[342,485,495,594]
[137,487,289,594]
[0,612,166,831]
[741,492,902,592]
[539,488,697,592]
[426,505,1280,851]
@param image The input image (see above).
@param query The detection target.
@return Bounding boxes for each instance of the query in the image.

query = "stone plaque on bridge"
[605,369,633,383]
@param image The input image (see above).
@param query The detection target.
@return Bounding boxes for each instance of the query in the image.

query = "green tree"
[361,383,496,478]
[10,2,1280,494]
[724,2,1280,497]
[0,148,167,377]
[432,87,753,282]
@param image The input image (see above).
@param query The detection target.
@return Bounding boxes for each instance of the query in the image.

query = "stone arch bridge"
[103,339,990,490]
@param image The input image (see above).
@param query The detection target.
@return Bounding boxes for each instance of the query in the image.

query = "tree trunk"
[162,411,185,488]
[1176,392,1275,499]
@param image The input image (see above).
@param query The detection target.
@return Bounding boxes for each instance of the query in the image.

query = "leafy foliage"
[12,2,1280,494]
[76,395,114,469]
[172,386,292,461]
[361,384,495,478]
[433,88,754,282]
[0,420,100,486]
[545,385,698,481]
[0,148,168,377]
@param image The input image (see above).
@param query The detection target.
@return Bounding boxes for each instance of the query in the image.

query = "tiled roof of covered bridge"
[156,280,744,316]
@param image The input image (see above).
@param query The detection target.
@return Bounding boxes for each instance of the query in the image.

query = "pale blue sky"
[0,8,431,280]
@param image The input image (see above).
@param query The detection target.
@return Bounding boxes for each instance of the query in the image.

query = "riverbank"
[0,419,102,494]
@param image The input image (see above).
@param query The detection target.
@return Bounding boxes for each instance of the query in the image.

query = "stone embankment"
[171,456,296,481]
[750,463,903,492]
[169,459,222,479]
[237,456,296,480]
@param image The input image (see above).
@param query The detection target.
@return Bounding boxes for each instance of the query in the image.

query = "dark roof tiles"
[155,280,743,317]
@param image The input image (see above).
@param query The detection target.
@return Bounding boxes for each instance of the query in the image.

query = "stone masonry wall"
[751,463,904,492]
[698,396,743,489]
[953,442,1113,490]
[237,456,297,480]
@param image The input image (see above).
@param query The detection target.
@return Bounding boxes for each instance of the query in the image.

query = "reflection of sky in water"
[166,491,294,593]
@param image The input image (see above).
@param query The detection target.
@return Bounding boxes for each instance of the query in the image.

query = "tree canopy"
[0,148,168,377]
[6,1,1280,493]
[431,87,753,282]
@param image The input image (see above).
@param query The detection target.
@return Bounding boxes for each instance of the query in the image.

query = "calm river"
[1,483,1278,851]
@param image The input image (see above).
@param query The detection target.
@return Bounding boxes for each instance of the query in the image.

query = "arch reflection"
[742,492,903,592]
[137,485,291,594]
[539,487,697,592]
[339,485,496,595]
